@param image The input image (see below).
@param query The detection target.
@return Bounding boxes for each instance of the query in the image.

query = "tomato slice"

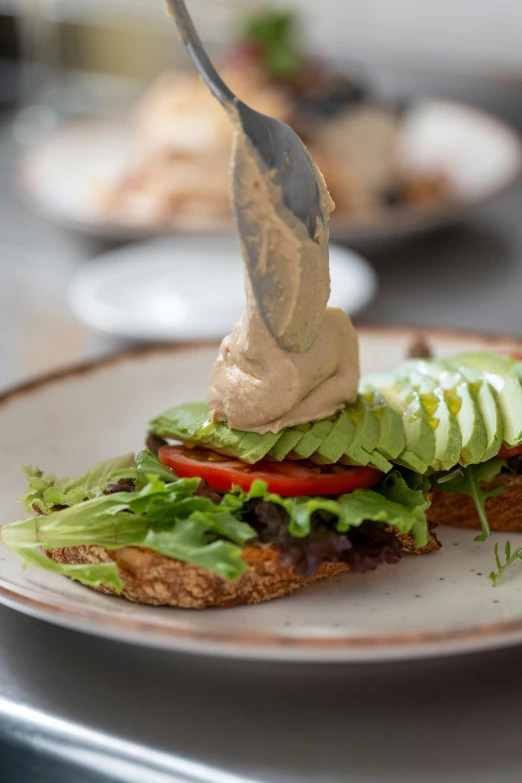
[498,444,522,458]
[158,446,383,496]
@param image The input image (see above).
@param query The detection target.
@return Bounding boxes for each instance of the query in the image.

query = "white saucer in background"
[68,236,377,341]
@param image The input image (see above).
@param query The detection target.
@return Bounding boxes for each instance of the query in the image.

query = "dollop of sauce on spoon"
[207,109,360,434]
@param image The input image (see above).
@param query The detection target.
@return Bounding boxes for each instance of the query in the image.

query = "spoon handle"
[165,0,236,108]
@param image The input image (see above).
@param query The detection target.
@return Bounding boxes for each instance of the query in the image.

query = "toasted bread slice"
[429,472,522,532]
[50,527,440,609]
[51,544,350,609]
[395,525,440,555]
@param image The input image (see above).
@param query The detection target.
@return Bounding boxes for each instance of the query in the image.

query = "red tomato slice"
[158,446,383,496]
[498,444,522,458]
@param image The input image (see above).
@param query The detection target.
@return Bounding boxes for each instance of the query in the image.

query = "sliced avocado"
[359,384,405,460]
[357,396,393,470]
[365,372,435,473]
[196,421,281,464]
[409,370,462,471]
[456,352,519,373]
[475,381,503,459]
[432,387,462,470]
[355,397,380,452]
[454,352,522,447]
[315,410,355,463]
[239,431,282,463]
[269,428,305,461]
[453,382,486,465]
[367,451,394,473]
[341,398,380,467]
[445,360,502,462]
[150,401,209,440]
[346,393,394,472]
[150,402,280,464]
[291,419,335,459]
[405,360,487,466]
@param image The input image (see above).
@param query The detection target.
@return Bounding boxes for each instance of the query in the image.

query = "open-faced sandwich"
[2,6,521,608]
[3,349,522,607]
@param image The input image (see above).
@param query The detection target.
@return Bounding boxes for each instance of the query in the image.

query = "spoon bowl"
[165,0,328,350]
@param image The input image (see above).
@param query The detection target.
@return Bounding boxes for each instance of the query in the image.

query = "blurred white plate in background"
[68,237,377,341]
[19,100,522,245]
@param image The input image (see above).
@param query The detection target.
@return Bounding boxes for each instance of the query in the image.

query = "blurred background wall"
[5,0,522,87]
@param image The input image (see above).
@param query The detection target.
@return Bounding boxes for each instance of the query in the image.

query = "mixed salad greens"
[2,451,433,592]
[3,351,522,592]
[3,444,520,590]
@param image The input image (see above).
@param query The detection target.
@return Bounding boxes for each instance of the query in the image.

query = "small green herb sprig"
[490,541,522,586]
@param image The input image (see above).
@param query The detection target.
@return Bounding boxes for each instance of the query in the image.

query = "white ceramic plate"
[67,237,377,341]
[2,327,522,662]
[18,100,522,244]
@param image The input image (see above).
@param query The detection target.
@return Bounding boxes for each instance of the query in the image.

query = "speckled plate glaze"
[2,327,522,663]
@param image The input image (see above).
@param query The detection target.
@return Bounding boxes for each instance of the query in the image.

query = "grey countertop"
[359,192,522,336]
[2,67,522,782]
[2,609,522,783]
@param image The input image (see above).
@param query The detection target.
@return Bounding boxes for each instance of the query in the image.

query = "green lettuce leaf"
[4,457,256,583]
[110,449,180,489]
[431,459,507,541]
[223,469,430,548]
[18,454,135,515]
[143,523,248,581]
[5,454,431,589]
[13,547,124,594]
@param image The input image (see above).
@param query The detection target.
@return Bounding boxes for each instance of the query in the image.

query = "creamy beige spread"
[207,108,360,434]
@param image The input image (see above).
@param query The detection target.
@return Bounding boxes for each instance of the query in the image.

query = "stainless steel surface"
[166,0,328,351]
[1,610,522,783]
[0,693,263,783]
[2,67,522,781]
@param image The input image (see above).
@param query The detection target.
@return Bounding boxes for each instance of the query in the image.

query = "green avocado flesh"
[392,366,462,472]
[149,352,522,472]
[453,352,522,447]
[315,410,355,463]
[291,419,335,459]
[150,403,281,462]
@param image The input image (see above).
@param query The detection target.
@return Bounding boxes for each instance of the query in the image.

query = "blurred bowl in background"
[67,236,377,341]
[18,98,522,246]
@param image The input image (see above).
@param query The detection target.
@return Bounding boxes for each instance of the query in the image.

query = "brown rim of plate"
[1,323,522,656]
[1,323,522,409]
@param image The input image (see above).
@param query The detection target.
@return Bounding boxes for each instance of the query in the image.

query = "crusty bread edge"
[51,544,351,609]
[429,472,522,533]
[51,526,440,610]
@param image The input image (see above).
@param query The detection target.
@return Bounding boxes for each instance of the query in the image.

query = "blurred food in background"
[95,9,451,226]
[17,5,522,245]
[98,64,291,224]
[6,0,522,234]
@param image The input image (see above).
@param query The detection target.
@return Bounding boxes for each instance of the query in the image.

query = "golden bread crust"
[50,526,441,609]
[51,544,350,609]
[395,524,441,555]
[429,472,522,532]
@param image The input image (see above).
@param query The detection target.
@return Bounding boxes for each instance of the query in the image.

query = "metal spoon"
[165,0,330,352]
